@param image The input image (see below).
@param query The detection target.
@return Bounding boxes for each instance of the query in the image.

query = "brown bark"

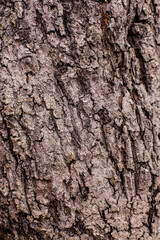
[0,0,160,239]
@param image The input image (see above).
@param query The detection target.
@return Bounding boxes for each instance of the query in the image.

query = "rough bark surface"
[0,0,160,239]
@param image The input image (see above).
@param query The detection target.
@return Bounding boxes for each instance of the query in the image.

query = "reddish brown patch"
[101,13,110,33]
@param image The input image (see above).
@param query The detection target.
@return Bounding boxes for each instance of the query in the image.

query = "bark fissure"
[0,0,160,239]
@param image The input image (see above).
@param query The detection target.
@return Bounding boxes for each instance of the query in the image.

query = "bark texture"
[0,0,160,239]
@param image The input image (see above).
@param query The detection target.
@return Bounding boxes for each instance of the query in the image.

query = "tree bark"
[0,0,160,239]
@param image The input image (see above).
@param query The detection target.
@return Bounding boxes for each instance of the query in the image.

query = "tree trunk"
[0,0,160,239]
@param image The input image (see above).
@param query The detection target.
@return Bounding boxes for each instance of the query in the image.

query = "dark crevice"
[148,175,160,235]
[62,10,71,37]
[129,132,139,195]
[127,26,149,92]
[22,168,32,216]
[49,198,60,223]
[99,208,107,223]
[77,70,91,94]
[119,171,126,196]
[127,9,151,93]
[1,117,19,169]
[134,8,150,24]
[86,164,92,175]
[49,110,61,138]
[107,177,116,195]
[71,129,81,149]
[134,49,150,92]
[78,173,89,201]
[36,9,47,39]
[17,212,30,236]
[65,211,98,239]
[142,107,150,119]
[54,62,75,106]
